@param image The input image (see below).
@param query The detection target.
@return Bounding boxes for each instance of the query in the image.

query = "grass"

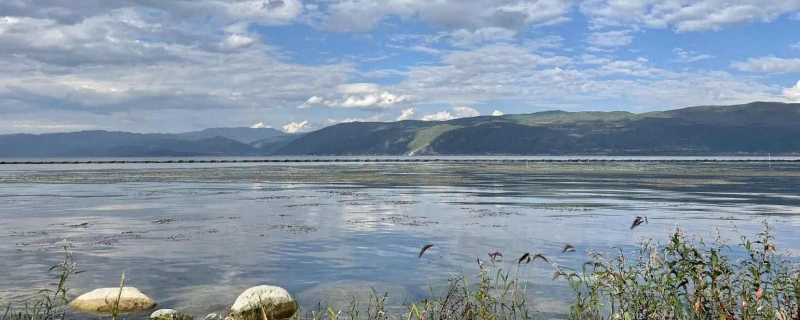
[297,266,530,320]
[406,124,462,155]
[559,224,800,320]
[1,243,76,320]
[3,226,800,320]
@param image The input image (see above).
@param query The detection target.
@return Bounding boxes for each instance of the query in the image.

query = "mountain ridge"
[1,101,799,157]
[274,101,800,156]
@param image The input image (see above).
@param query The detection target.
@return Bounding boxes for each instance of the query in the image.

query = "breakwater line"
[2,157,799,165]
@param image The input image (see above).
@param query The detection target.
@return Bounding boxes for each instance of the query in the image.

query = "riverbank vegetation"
[3,225,799,320]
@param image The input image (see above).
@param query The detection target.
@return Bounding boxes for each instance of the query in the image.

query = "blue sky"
[0,0,799,134]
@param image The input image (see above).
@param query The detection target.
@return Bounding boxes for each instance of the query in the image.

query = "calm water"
[2,160,800,317]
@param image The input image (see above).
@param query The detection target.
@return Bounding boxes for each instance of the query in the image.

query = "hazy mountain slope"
[275,101,800,155]
[2,102,798,157]
[275,121,434,155]
[177,127,285,144]
[250,133,304,154]
[0,131,258,157]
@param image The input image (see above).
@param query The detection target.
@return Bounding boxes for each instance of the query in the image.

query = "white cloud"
[785,81,800,101]
[492,110,505,116]
[282,120,309,133]
[0,4,355,133]
[421,106,480,121]
[224,0,304,25]
[673,48,714,63]
[223,33,257,49]
[397,108,415,121]
[581,0,800,32]
[395,43,783,112]
[301,83,411,109]
[421,111,454,121]
[732,56,800,73]
[446,27,517,47]
[791,42,800,51]
[0,1,794,134]
[587,30,634,48]
[322,0,573,32]
[250,122,269,128]
[452,106,480,117]
[337,83,380,94]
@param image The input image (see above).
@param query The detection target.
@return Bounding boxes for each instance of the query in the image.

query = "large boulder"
[226,285,297,320]
[69,287,156,315]
[150,309,193,320]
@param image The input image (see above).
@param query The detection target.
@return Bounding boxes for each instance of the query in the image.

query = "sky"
[1,0,799,134]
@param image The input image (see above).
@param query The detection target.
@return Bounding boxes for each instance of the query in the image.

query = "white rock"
[150,309,193,320]
[69,287,156,315]
[203,313,223,320]
[227,285,297,320]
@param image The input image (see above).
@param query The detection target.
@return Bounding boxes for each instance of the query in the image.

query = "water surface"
[2,160,800,317]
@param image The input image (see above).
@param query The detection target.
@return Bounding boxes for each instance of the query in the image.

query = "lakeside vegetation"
[3,225,800,320]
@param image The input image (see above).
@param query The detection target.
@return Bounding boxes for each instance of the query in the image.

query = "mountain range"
[2,101,799,157]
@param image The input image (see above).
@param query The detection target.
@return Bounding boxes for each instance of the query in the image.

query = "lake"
[2,159,800,318]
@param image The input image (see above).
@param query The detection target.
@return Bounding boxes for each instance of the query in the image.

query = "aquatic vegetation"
[4,226,800,320]
[299,266,531,320]
[560,224,800,320]
[299,224,800,320]
[1,243,75,320]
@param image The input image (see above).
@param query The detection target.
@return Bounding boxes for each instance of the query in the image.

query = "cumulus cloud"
[223,33,257,49]
[397,108,415,121]
[0,0,794,134]
[452,106,481,117]
[673,48,714,63]
[322,0,573,32]
[580,0,800,32]
[224,0,303,25]
[421,106,480,121]
[446,27,518,47]
[492,110,505,116]
[587,30,634,48]
[301,83,411,109]
[732,57,800,73]
[395,43,782,111]
[282,120,309,133]
[785,81,800,101]
[421,111,455,121]
[0,1,304,28]
[250,122,268,128]
[0,2,355,133]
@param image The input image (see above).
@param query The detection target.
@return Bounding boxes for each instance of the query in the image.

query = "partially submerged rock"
[203,313,223,320]
[69,287,156,315]
[150,309,193,320]
[226,285,296,320]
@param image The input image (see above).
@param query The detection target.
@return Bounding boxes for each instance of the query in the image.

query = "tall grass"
[559,224,800,320]
[1,243,76,320]
[299,265,532,320]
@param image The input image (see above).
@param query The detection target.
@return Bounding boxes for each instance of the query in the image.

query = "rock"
[150,309,193,320]
[69,287,156,315]
[203,313,223,320]
[227,285,297,320]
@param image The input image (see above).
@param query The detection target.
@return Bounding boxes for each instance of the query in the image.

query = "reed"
[4,226,800,320]
[559,224,800,320]
[1,242,76,320]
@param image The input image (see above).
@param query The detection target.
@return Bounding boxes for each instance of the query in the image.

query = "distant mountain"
[0,131,260,157]
[275,101,800,156]
[1,102,799,157]
[177,127,285,144]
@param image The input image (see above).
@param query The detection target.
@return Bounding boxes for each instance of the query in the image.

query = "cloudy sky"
[1,0,799,134]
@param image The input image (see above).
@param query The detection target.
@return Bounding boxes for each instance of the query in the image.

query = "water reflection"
[1,162,799,317]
